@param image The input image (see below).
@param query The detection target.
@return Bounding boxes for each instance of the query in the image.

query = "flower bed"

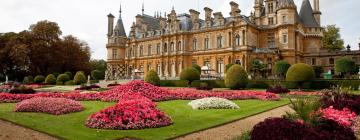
[85,94,172,130]
[15,97,84,115]
[188,97,239,110]
[319,106,357,128]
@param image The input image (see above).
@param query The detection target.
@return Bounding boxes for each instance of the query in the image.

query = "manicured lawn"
[0,99,289,140]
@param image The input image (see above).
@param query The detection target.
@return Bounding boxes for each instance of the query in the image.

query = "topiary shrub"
[144,70,160,86]
[180,67,200,87]
[286,63,315,88]
[23,77,30,84]
[34,75,45,84]
[225,64,248,89]
[45,74,56,85]
[57,74,70,85]
[91,70,103,81]
[64,71,73,79]
[251,118,320,140]
[188,97,240,110]
[74,71,86,85]
[274,60,290,78]
[191,64,201,73]
[225,63,234,73]
[65,80,75,85]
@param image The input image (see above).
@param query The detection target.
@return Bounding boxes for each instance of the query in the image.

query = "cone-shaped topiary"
[57,74,70,85]
[144,70,160,86]
[45,74,56,85]
[74,71,86,85]
[34,75,45,84]
[180,67,200,87]
[286,63,315,88]
[225,64,248,89]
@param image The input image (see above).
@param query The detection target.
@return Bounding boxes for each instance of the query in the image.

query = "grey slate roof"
[114,16,127,37]
[141,14,160,31]
[299,0,319,27]
[277,0,297,10]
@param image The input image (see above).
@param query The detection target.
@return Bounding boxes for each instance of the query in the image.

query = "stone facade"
[105,0,359,80]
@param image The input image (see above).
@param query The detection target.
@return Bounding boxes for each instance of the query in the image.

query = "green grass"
[0,99,289,140]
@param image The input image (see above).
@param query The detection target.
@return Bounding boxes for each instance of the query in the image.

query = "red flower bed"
[85,94,172,130]
[319,106,357,127]
[168,88,280,101]
[15,97,84,115]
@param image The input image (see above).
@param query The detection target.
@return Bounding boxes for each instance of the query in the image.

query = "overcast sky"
[1,0,359,60]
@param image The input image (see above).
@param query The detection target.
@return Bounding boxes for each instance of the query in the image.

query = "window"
[267,33,275,48]
[268,17,274,25]
[268,3,274,13]
[235,35,241,46]
[156,44,160,54]
[140,65,144,72]
[204,38,210,50]
[282,15,287,23]
[228,32,232,46]
[192,39,197,51]
[242,30,246,45]
[204,61,211,74]
[282,34,288,44]
[164,43,168,53]
[217,61,224,74]
[157,64,161,75]
[148,46,151,56]
[112,49,117,59]
[311,58,316,65]
[177,41,182,51]
[139,46,144,56]
[329,58,335,65]
[129,48,133,57]
[217,36,223,48]
[170,42,174,52]
[235,60,241,65]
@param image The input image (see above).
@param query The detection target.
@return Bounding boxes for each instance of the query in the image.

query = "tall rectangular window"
[282,34,288,44]
[217,36,222,48]
[157,44,160,54]
[267,33,275,48]
[311,58,316,65]
[192,39,197,51]
[268,17,274,25]
[329,58,335,65]
[217,61,224,75]
[205,38,209,50]
[112,49,117,59]
[148,46,151,56]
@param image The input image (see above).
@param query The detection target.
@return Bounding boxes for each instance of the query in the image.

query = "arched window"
[156,44,160,54]
[164,43,168,53]
[235,34,241,46]
[139,46,144,56]
[192,38,197,51]
[148,45,151,56]
[177,41,182,51]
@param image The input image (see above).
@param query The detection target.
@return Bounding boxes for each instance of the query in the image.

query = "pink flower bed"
[288,91,321,96]
[85,94,172,130]
[319,106,357,127]
[168,88,280,101]
[15,97,84,115]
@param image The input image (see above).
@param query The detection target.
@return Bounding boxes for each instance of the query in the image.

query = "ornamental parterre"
[0,80,281,130]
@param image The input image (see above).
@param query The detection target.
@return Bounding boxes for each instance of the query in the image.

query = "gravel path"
[0,119,59,140]
[175,105,293,140]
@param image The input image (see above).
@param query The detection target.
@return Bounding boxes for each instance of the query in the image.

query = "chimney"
[229,1,241,17]
[107,13,115,37]
[204,7,213,21]
[189,9,200,23]
[135,14,143,26]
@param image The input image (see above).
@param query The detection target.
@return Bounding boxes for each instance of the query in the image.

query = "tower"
[313,0,321,25]
[107,14,115,37]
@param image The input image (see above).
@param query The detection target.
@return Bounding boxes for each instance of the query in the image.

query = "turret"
[313,0,321,25]
[107,13,115,37]
[254,0,264,18]
[277,0,297,25]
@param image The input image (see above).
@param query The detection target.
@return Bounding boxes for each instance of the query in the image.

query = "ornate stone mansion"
[105,0,360,80]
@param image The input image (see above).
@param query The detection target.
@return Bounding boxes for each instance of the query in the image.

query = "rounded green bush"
[53,73,60,78]
[225,64,248,89]
[180,67,200,87]
[23,77,30,84]
[91,70,103,80]
[74,71,86,85]
[34,75,45,83]
[64,71,73,79]
[144,70,160,86]
[286,63,315,83]
[192,64,201,73]
[57,74,70,84]
[65,80,75,85]
[225,64,234,73]
[335,57,356,74]
[45,74,56,85]
[27,76,34,84]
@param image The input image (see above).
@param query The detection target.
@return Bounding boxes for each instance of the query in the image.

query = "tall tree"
[322,25,344,51]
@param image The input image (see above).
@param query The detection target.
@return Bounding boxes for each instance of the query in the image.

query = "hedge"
[159,80,360,90]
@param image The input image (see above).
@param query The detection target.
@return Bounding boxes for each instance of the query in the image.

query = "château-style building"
[105,0,360,80]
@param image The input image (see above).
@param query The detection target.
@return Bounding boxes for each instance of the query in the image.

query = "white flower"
[188,97,240,110]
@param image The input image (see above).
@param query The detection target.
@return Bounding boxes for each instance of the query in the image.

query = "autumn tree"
[322,25,344,51]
